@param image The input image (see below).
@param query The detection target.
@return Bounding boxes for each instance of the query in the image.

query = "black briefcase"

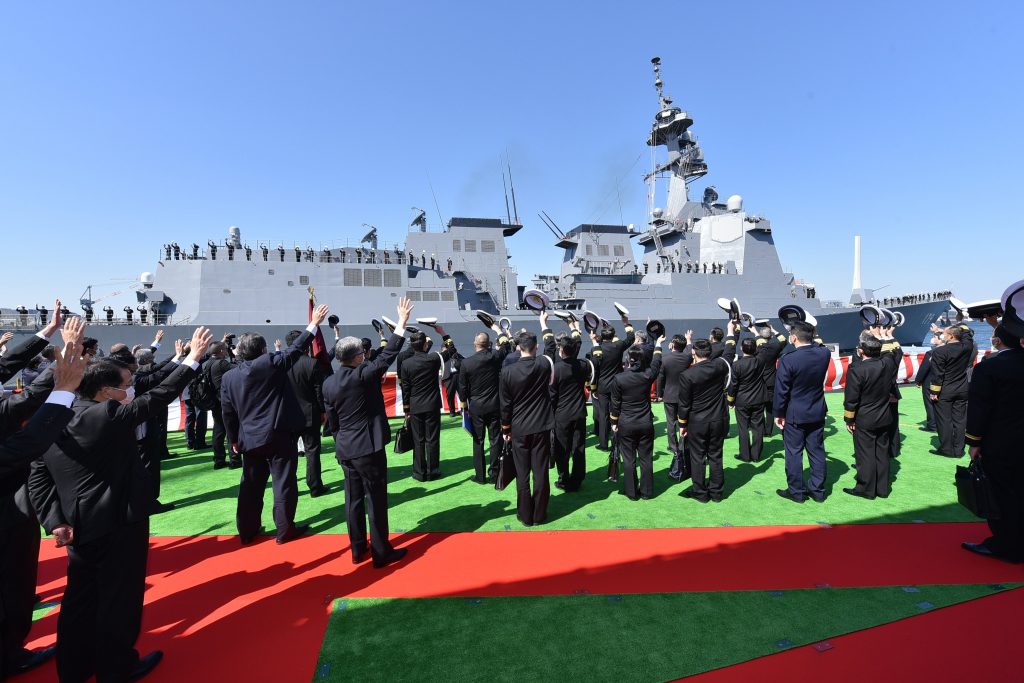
[606,432,620,482]
[955,459,1000,520]
[668,451,691,483]
[495,439,516,492]
[393,422,413,455]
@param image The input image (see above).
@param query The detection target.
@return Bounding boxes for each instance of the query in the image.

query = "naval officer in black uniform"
[548,320,595,492]
[591,310,635,451]
[399,324,457,481]
[842,329,903,499]
[728,332,768,462]
[610,334,664,500]
[678,339,732,502]
[928,324,975,457]
[457,323,512,483]
[499,314,556,526]
[754,322,788,435]
[659,331,692,476]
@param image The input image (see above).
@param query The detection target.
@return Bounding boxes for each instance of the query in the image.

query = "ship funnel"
[849,234,874,304]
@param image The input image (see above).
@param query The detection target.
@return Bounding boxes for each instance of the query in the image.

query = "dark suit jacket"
[756,332,788,397]
[728,354,768,408]
[399,337,456,415]
[0,402,74,498]
[500,355,555,437]
[220,331,314,452]
[966,348,1024,456]
[678,357,731,427]
[28,363,196,544]
[916,349,933,386]
[773,343,831,423]
[843,343,903,429]
[928,339,975,399]
[592,324,636,395]
[0,334,47,384]
[286,355,329,429]
[323,334,405,461]
[611,352,662,432]
[658,348,692,404]
[458,336,513,417]
[548,332,593,421]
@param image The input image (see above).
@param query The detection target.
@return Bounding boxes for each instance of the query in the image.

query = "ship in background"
[1,58,949,354]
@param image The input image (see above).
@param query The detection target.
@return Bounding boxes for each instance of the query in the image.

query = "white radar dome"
[140,272,154,285]
[726,195,743,212]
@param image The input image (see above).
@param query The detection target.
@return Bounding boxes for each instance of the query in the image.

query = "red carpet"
[23,523,1022,682]
[686,586,1024,682]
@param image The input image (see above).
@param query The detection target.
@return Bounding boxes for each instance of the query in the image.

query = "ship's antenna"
[501,166,513,225]
[537,213,561,240]
[541,211,564,237]
[506,151,519,224]
[426,171,445,229]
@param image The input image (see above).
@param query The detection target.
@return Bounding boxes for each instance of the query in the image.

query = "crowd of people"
[1,280,1022,681]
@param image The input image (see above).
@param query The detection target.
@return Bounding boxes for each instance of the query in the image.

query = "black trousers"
[982,453,1024,560]
[470,410,502,482]
[184,399,207,447]
[511,431,551,525]
[663,402,681,457]
[552,415,586,491]
[619,427,654,499]
[886,401,900,458]
[851,425,891,498]
[593,392,612,449]
[688,418,726,501]
[444,380,460,415]
[934,396,967,456]
[409,412,441,480]
[236,432,299,541]
[300,424,323,490]
[210,401,232,465]
[920,385,936,430]
[0,491,40,678]
[734,404,765,462]
[340,450,394,561]
[137,439,161,501]
[57,521,149,683]
[763,394,775,437]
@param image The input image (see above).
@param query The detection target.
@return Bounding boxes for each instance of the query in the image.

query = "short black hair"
[517,331,537,352]
[410,332,428,352]
[556,334,579,356]
[81,337,98,354]
[670,334,686,350]
[600,325,615,341]
[361,337,372,351]
[208,341,228,356]
[741,338,757,356]
[994,324,1020,349]
[79,359,130,398]
[626,347,644,366]
[790,321,815,343]
[41,345,57,361]
[237,333,267,360]
[860,338,882,358]
[946,326,964,341]
[109,348,135,366]
[693,339,713,359]
[710,327,724,342]
[284,329,303,346]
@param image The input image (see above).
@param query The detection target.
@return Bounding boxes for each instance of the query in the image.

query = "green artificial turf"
[153,392,976,537]
[32,600,59,622]
[316,584,1018,682]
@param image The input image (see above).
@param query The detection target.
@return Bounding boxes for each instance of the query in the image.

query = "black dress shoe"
[276,524,310,545]
[776,489,805,503]
[843,487,875,500]
[127,650,163,681]
[309,486,330,498]
[150,500,176,514]
[228,459,242,469]
[961,541,997,558]
[372,547,408,569]
[683,490,709,503]
[213,461,228,470]
[9,646,55,674]
[929,449,949,457]
[554,481,565,490]
[810,494,825,503]
[352,548,368,565]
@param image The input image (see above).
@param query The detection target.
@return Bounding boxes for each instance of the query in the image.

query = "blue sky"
[1,1,1020,313]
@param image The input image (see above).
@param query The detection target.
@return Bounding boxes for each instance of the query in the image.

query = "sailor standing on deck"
[500,315,556,526]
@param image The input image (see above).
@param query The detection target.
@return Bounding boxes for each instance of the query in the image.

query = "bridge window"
[299,275,309,285]
[613,245,625,256]
[364,270,382,287]
[383,269,402,287]
[406,291,421,301]
[344,269,362,287]
[465,240,477,252]
[441,291,454,301]
[453,240,461,252]
[598,245,609,256]
[481,240,495,253]
[423,291,440,301]
[585,245,593,255]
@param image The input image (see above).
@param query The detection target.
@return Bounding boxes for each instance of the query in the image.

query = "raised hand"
[174,339,185,358]
[538,310,549,329]
[154,329,165,344]
[274,339,282,351]
[60,316,85,347]
[40,298,63,337]
[51,341,87,393]
[0,331,13,348]
[656,334,666,346]
[396,297,413,328]
[684,329,693,344]
[185,327,214,362]
[310,304,330,326]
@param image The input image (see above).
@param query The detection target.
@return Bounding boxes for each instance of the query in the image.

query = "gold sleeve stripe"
[966,433,982,441]
[930,385,942,392]
[844,410,856,419]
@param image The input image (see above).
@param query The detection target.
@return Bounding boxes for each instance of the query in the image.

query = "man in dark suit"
[202,341,237,469]
[773,321,832,503]
[221,305,329,544]
[591,311,635,451]
[962,324,1024,562]
[0,331,84,680]
[457,324,512,484]
[500,317,556,526]
[29,327,211,683]
[755,323,788,436]
[284,329,331,497]
[659,331,692,479]
[842,330,904,499]
[678,339,732,502]
[915,337,940,431]
[708,327,726,360]
[611,337,664,500]
[322,299,413,569]
[399,325,457,481]
[728,335,768,462]
[442,350,464,416]
[548,321,594,492]
[928,325,975,458]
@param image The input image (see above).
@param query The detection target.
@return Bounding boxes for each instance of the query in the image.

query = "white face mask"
[118,386,136,405]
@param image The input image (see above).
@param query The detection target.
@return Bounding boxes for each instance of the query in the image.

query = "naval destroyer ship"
[2,58,948,353]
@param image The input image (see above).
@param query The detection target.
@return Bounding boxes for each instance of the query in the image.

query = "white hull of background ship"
[2,58,950,355]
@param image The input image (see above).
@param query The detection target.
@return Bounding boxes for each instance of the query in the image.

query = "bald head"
[474,332,491,351]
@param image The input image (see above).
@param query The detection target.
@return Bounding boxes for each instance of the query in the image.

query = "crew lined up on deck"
[1,281,1023,681]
